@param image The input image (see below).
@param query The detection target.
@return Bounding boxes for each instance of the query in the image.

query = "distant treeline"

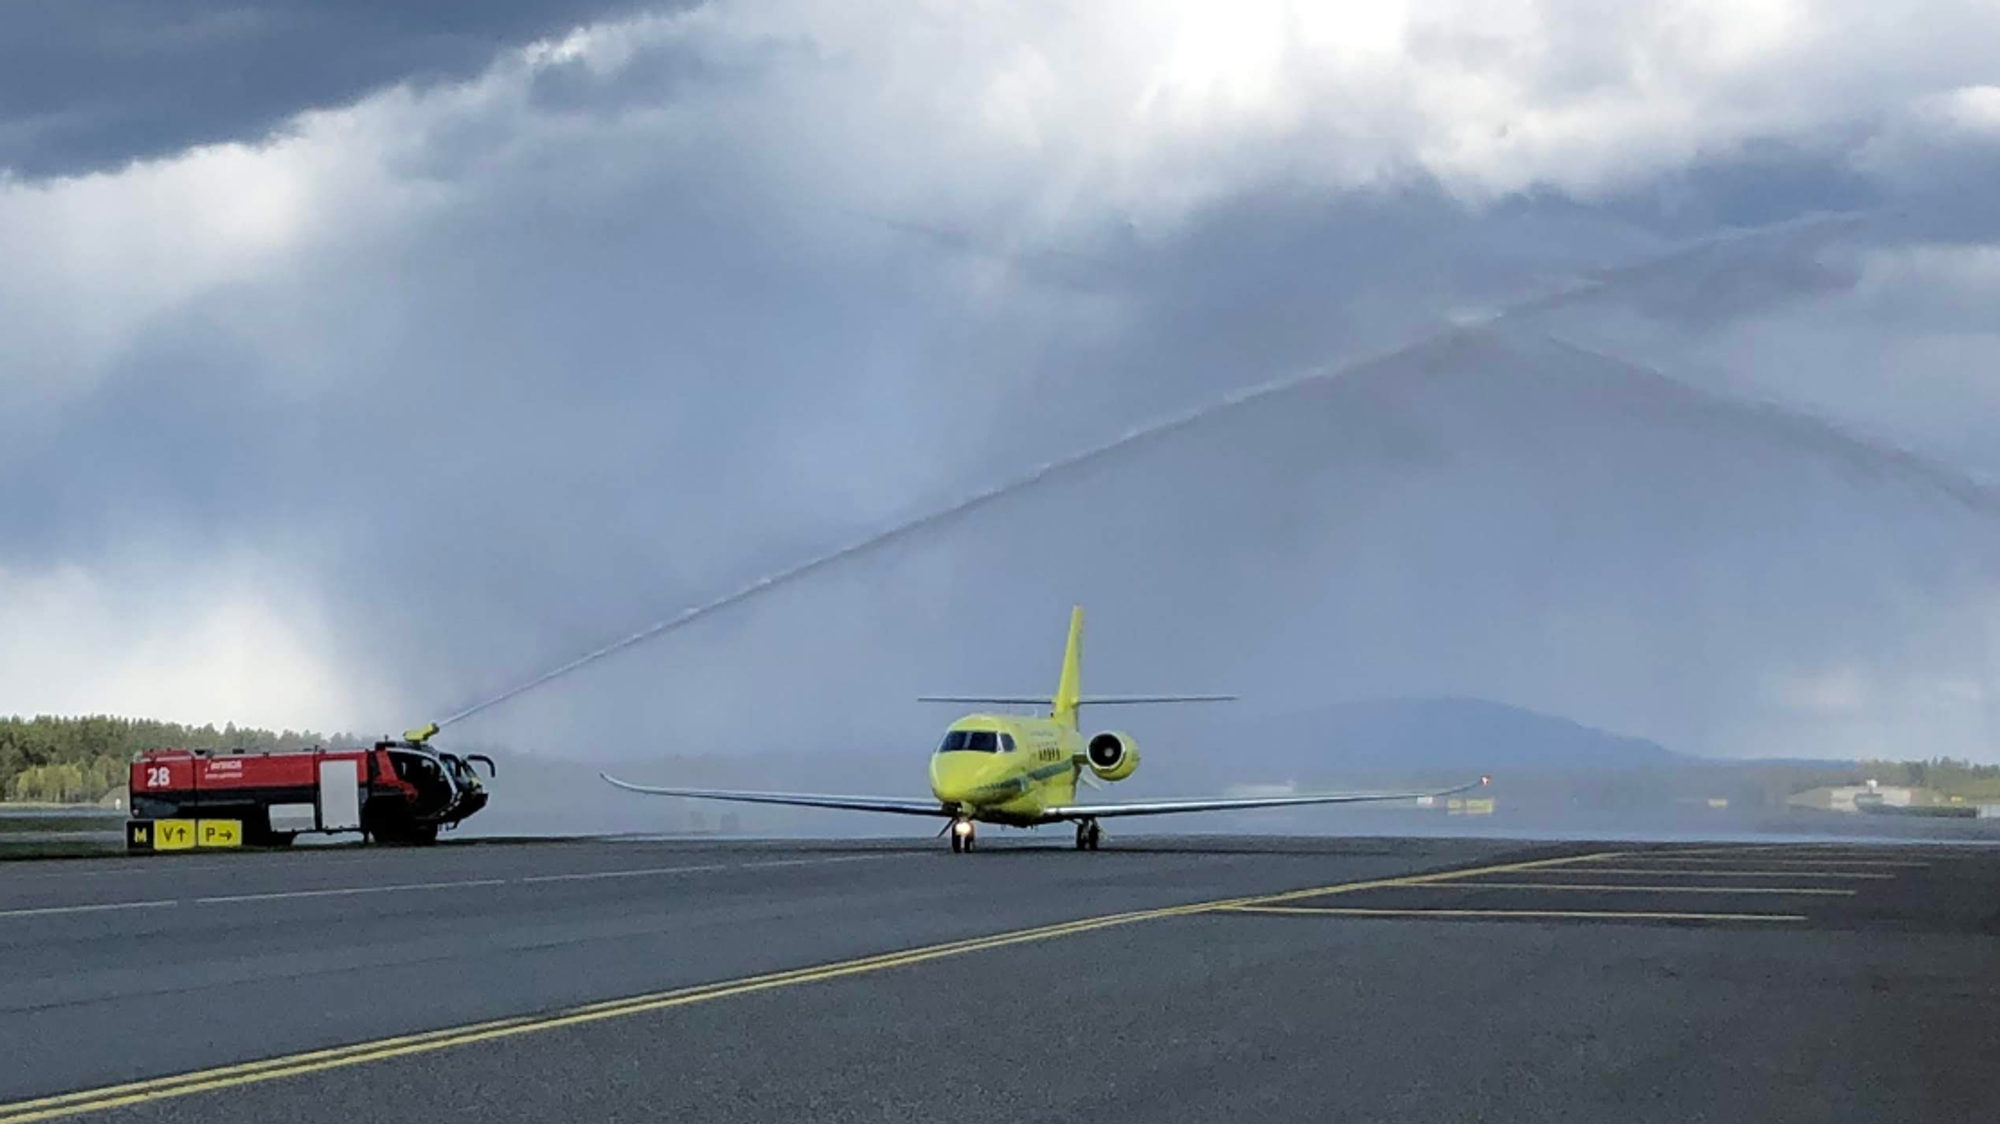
[0,716,356,805]
[1852,757,2000,800]
[1534,756,2000,813]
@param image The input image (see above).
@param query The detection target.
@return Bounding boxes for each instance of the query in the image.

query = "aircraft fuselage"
[927,714,1083,825]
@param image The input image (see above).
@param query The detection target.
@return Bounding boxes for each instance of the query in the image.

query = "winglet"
[1052,605,1083,728]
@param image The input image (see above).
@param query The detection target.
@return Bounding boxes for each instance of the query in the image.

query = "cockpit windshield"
[937,730,1012,753]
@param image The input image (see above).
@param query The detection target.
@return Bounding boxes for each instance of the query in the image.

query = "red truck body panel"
[127,743,488,846]
[132,748,388,798]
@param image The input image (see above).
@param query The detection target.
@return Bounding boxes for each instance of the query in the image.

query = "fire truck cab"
[129,740,492,846]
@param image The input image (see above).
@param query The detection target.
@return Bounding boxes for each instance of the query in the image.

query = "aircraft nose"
[929,755,984,805]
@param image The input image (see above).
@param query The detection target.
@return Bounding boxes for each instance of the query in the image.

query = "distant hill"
[1237,697,1682,773]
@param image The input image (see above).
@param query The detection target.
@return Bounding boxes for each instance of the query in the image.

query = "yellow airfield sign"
[198,820,243,847]
[128,819,243,851]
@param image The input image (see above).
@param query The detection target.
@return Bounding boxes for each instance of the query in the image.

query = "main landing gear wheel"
[1074,819,1101,851]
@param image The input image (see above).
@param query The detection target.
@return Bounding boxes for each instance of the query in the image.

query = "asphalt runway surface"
[3,834,1996,1123]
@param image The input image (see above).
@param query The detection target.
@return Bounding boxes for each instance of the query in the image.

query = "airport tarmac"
[2,835,1996,1123]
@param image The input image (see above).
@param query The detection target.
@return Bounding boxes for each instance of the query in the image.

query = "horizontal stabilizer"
[918,694,1235,705]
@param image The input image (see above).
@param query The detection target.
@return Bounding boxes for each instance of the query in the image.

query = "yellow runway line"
[1638,848,1941,859]
[1523,867,1894,880]
[0,905,1209,1124]
[1238,850,1631,907]
[0,850,1633,1123]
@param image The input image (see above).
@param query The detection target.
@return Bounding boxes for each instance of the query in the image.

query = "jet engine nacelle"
[1086,731,1140,782]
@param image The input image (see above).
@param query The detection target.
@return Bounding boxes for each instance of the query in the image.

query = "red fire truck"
[127,738,493,847]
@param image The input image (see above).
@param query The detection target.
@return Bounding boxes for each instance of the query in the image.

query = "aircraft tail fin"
[1053,605,1084,728]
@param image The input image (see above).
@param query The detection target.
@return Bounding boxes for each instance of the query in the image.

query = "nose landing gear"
[1074,818,1101,851]
[950,818,977,853]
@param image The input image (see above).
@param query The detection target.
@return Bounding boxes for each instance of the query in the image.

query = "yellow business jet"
[603,607,1488,852]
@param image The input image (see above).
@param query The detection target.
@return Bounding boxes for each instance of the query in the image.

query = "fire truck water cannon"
[126,723,494,850]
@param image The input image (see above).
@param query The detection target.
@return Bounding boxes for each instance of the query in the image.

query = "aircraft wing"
[1046,776,1490,819]
[599,773,952,817]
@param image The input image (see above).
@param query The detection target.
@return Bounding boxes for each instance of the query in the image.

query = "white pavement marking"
[1226,905,1808,922]
[517,853,894,883]
[1592,856,1926,868]
[517,865,736,883]
[0,850,448,882]
[194,879,511,904]
[0,900,179,920]
[3,853,911,917]
[1412,881,1857,896]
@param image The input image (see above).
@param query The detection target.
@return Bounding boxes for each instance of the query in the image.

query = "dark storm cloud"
[1520,195,2000,481]
[14,165,1994,766]
[1581,138,1886,238]
[0,314,293,559]
[6,8,1999,767]
[523,27,794,116]
[0,173,1658,697]
[0,170,1675,568]
[0,0,692,178]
